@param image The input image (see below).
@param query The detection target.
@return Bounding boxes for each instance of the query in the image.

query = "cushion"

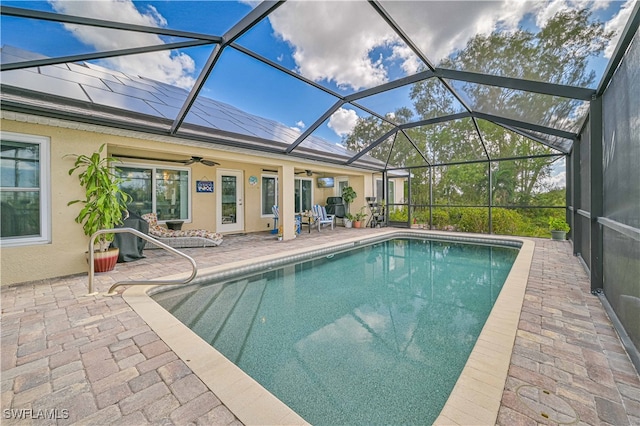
[142,213,223,244]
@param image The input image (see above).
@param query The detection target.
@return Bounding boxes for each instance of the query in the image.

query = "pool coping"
[122,229,534,425]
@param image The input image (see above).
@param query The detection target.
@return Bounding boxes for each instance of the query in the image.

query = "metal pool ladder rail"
[87,228,198,295]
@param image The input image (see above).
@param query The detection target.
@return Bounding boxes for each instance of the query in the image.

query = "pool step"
[188,280,249,345]
[167,284,224,326]
[210,278,268,363]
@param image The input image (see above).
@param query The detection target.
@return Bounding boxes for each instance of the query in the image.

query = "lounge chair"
[312,204,335,231]
[141,213,223,248]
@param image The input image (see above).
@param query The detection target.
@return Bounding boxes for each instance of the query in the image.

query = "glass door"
[217,169,244,233]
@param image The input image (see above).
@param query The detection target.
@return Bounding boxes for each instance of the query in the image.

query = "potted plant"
[66,144,132,272]
[342,186,357,214]
[353,207,367,229]
[549,217,570,241]
[344,213,354,228]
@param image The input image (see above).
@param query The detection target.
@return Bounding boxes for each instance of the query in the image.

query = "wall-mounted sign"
[196,180,214,193]
[248,175,258,186]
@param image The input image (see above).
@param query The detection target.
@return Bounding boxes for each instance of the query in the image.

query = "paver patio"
[2,228,639,425]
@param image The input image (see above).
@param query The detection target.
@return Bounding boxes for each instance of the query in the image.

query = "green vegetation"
[390,206,565,237]
[341,186,357,213]
[549,216,570,232]
[66,144,132,251]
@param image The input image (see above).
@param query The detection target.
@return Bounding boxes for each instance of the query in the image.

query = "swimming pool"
[152,236,518,425]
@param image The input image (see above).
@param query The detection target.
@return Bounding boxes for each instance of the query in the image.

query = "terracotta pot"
[91,247,119,272]
[354,221,362,228]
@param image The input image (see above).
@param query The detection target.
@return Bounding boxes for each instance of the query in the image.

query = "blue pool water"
[154,238,518,425]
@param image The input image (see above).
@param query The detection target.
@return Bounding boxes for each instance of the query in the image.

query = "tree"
[343,8,611,211]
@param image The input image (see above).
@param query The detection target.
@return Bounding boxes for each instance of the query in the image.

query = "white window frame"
[118,162,192,223]
[261,174,278,217]
[0,132,51,247]
[335,177,349,197]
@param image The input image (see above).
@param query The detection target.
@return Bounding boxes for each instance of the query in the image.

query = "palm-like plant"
[66,144,131,251]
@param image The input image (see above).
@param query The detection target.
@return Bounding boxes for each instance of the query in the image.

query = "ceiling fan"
[181,156,219,166]
[114,154,220,167]
[295,169,318,176]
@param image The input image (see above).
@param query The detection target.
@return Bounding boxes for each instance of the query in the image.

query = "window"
[117,165,190,221]
[336,178,349,197]
[0,132,50,246]
[294,178,313,213]
[261,175,278,216]
[376,179,395,203]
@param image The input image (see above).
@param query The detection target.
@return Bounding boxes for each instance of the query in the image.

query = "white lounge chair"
[141,213,223,248]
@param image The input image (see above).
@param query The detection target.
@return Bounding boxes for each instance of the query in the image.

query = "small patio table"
[299,213,317,233]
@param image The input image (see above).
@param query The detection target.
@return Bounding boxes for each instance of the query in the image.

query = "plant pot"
[551,230,566,241]
[344,220,353,228]
[89,247,119,272]
[354,221,362,228]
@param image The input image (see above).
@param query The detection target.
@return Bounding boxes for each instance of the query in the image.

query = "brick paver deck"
[2,228,639,425]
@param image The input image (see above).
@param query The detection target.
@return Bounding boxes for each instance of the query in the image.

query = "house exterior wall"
[0,116,374,286]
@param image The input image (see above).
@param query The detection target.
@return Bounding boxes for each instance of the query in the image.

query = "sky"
[0,0,635,147]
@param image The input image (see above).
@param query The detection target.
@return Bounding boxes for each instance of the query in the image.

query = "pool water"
[154,238,518,425]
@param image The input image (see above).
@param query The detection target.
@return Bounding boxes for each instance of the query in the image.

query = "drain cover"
[516,385,579,424]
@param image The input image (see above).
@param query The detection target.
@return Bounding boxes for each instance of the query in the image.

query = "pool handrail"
[87,228,197,295]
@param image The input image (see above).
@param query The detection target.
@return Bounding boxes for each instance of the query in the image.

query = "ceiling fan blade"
[200,159,220,167]
[183,157,197,165]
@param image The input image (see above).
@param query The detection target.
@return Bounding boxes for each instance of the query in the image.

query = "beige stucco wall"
[0,117,375,286]
[1,120,113,286]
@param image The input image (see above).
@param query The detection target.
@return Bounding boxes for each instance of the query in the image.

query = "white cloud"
[269,1,401,90]
[290,120,306,132]
[381,1,540,63]
[542,170,566,189]
[267,1,543,91]
[603,0,636,58]
[48,0,196,89]
[537,157,566,191]
[328,108,359,137]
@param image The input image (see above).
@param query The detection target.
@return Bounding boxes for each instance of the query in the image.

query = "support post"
[429,167,433,230]
[280,165,296,240]
[589,96,604,292]
[488,161,493,234]
[570,143,581,256]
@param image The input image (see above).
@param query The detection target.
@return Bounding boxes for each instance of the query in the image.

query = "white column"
[281,165,296,240]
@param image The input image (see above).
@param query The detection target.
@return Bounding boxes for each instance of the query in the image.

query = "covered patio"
[2,230,638,424]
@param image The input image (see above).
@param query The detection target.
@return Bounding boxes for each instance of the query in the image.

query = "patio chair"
[272,206,301,235]
[141,213,223,248]
[312,204,335,231]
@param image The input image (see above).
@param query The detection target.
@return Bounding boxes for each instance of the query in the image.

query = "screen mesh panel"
[603,32,640,229]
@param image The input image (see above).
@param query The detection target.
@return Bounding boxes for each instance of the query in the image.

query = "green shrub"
[389,206,408,222]
[457,208,488,233]
[431,208,450,230]
[492,208,524,235]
